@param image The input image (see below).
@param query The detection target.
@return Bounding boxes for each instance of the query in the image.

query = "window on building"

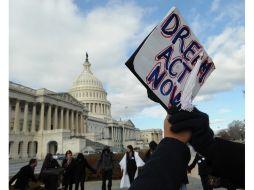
[19,122,23,131]
[36,124,39,131]
[10,122,14,131]
[34,142,38,154]
[18,141,23,155]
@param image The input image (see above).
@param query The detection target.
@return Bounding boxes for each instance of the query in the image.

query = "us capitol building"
[9,54,162,160]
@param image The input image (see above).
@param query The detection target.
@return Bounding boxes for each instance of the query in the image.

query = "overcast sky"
[9,0,245,131]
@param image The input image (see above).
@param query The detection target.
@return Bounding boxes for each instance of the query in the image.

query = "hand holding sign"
[125,7,215,112]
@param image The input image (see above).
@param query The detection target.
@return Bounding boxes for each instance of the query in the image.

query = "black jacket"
[206,138,245,188]
[9,164,37,190]
[39,159,60,178]
[74,157,95,182]
[130,138,190,190]
[188,153,211,175]
[62,158,76,185]
[129,137,245,190]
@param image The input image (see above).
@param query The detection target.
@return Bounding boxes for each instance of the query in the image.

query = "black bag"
[41,168,64,177]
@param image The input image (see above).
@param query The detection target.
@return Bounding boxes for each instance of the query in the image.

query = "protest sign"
[125,6,215,112]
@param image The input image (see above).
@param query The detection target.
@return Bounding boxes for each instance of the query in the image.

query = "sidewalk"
[83,176,224,190]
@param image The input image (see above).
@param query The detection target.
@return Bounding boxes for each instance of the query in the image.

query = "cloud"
[218,108,232,114]
[210,118,228,130]
[210,0,220,12]
[139,105,167,119]
[198,26,245,96]
[10,0,146,90]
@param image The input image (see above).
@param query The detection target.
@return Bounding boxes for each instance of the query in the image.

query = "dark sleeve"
[129,138,191,190]
[188,153,198,171]
[111,153,118,167]
[29,167,37,182]
[9,171,19,185]
[144,150,151,163]
[62,159,66,168]
[53,159,60,168]
[206,138,245,188]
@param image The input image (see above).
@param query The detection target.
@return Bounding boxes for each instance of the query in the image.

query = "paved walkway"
[81,176,225,190]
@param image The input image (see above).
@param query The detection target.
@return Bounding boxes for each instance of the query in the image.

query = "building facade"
[9,53,144,160]
[9,82,87,160]
[140,129,163,147]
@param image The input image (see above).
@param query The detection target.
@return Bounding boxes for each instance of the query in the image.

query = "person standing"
[62,150,75,190]
[144,141,157,163]
[74,153,96,190]
[119,145,145,188]
[9,158,38,190]
[39,153,61,190]
[96,146,116,190]
[188,153,212,190]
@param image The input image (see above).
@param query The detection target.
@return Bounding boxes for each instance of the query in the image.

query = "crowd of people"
[9,108,245,190]
[9,144,147,190]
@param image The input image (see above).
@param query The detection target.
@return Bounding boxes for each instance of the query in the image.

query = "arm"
[29,167,37,182]
[129,116,191,190]
[188,153,198,172]
[129,138,190,190]
[62,159,66,168]
[9,171,19,185]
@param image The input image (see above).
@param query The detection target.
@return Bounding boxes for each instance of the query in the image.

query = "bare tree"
[227,120,245,141]
[217,129,231,140]
[216,120,245,141]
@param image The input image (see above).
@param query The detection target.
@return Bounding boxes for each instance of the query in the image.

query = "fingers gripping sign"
[164,114,192,143]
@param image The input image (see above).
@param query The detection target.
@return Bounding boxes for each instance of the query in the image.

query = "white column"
[71,110,74,134]
[116,127,120,141]
[80,114,84,134]
[13,100,20,132]
[60,107,64,129]
[65,109,69,130]
[31,104,36,132]
[115,128,117,142]
[22,102,28,133]
[11,141,19,159]
[122,128,125,142]
[47,105,52,130]
[112,127,114,140]
[54,106,58,129]
[39,103,45,131]
[84,116,87,133]
[75,112,79,135]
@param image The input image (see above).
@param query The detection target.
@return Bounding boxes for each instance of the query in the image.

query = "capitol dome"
[70,53,111,119]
